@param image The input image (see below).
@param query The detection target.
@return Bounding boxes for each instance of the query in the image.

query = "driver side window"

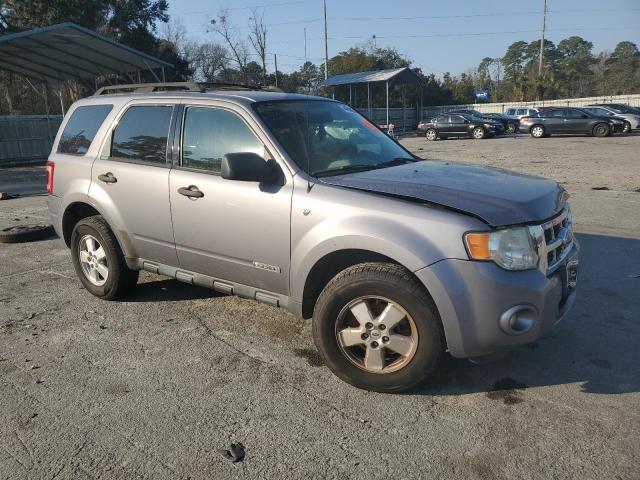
[181,107,266,173]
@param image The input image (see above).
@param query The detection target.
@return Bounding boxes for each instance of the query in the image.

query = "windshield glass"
[253,100,415,177]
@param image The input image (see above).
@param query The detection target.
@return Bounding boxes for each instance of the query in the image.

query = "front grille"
[530,207,574,274]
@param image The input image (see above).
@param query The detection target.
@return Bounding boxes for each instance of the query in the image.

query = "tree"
[210,10,249,82]
[248,8,268,85]
[557,36,595,97]
[603,41,640,94]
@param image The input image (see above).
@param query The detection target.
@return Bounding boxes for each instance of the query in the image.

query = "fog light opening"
[500,305,537,335]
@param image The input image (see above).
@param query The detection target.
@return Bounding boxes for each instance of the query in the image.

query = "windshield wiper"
[312,157,418,178]
[312,164,380,177]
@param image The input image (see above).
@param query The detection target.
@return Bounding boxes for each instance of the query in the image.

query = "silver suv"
[46,83,579,392]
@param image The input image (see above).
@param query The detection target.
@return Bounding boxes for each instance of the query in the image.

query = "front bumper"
[415,243,579,358]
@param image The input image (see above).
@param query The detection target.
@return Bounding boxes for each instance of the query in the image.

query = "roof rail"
[93,82,266,96]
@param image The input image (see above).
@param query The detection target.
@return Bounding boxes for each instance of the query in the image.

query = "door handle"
[98,172,117,184]
[178,185,204,198]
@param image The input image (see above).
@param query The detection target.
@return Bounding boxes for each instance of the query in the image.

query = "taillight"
[46,160,55,194]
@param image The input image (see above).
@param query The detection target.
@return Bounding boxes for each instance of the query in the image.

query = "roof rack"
[93,81,269,96]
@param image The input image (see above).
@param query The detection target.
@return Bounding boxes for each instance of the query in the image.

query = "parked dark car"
[589,103,640,115]
[418,113,499,140]
[519,107,624,138]
[448,109,511,134]
[481,112,519,133]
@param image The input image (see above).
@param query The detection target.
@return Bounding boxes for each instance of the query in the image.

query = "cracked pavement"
[1,135,639,479]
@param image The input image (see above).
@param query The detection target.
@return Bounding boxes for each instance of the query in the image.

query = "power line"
[173,0,320,15]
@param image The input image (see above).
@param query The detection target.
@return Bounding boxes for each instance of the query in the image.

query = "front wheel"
[70,216,139,300]
[530,125,545,138]
[592,122,610,137]
[472,127,485,139]
[425,128,437,141]
[312,263,444,393]
[622,121,631,134]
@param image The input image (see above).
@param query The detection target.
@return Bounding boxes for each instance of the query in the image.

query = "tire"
[425,128,437,141]
[530,124,545,138]
[472,127,485,139]
[592,122,610,137]
[506,122,517,134]
[312,262,444,393]
[622,121,631,134]
[0,224,55,244]
[70,215,138,300]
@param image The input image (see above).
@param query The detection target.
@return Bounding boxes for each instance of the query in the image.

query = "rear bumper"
[415,243,579,358]
[47,194,64,241]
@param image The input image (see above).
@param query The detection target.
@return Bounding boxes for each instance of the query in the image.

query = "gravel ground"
[0,134,639,479]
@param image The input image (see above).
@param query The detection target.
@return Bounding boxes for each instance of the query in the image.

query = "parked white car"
[505,107,539,119]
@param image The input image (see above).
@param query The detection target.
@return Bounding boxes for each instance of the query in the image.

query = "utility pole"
[304,27,307,64]
[538,0,547,77]
[323,0,329,80]
[274,54,278,88]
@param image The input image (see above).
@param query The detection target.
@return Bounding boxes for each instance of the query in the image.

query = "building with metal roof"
[0,22,172,87]
[320,67,423,129]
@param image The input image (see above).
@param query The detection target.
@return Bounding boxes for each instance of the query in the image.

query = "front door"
[169,104,292,294]
[449,115,468,135]
[89,102,178,266]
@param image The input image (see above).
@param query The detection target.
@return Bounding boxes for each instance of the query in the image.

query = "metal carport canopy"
[0,22,173,85]
[320,67,421,88]
[320,67,422,127]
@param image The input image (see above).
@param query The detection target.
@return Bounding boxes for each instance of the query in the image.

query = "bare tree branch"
[211,10,249,82]
[248,8,267,85]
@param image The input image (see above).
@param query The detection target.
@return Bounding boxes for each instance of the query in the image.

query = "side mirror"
[221,152,283,185]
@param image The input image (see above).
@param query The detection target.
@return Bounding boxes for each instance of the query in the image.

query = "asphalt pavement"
[0,135,639,479]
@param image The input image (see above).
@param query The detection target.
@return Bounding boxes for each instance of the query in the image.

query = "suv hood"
[320,160,567,226]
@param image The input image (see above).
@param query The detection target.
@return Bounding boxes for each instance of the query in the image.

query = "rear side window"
[181,107,264,173]
[111,105,173,165]
[57,105,112,155]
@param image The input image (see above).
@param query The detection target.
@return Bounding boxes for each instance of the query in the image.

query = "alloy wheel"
[532,126,544,138]
[335,296,418,374]
[78,234,109,286]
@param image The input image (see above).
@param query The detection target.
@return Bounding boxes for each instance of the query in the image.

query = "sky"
[166,0,640,76]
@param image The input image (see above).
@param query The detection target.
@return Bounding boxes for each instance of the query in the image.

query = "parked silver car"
[46,83,579,392]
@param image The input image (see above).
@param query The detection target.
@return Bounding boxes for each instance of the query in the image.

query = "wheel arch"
[299,248,441,320]
[61,200,135,258]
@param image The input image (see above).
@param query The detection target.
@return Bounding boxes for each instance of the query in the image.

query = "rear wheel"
[312,263,444,392]
[472,127,485,139]
[70,216,138,300]
[506,122,517,134]
[425,128,437,141]
[530,125,545,138]
[592,122,610,137]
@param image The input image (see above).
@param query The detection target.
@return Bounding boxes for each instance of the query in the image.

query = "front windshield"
[253,100,415,177]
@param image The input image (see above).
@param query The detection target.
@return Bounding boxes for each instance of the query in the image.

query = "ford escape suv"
[47,83,579,392]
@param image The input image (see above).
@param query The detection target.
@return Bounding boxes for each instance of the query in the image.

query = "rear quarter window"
[57,104,113,155]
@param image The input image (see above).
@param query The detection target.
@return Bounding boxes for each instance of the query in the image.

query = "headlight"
[464,227,538,270]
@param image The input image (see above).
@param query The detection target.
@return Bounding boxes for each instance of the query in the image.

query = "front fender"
[289,197,478,302]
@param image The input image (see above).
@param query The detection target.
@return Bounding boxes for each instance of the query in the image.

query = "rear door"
[89,101,178,266]
[540,109,564,133]
[169,102,292,294]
